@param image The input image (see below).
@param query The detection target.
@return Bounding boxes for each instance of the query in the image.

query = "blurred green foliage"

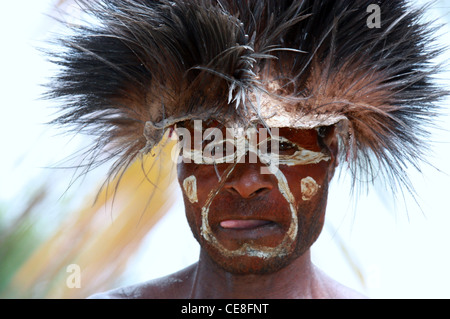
[0,188,47,298]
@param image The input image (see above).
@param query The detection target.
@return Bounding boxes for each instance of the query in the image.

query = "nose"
[223,164,274,199]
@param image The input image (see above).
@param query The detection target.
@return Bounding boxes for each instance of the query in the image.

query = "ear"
[318,126,339,183]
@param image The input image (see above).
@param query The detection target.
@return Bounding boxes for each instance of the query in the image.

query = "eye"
[265,140,299,155]
[203,139,219,157]
[203,140,237,159]
[209,144,223,156]
[278,141,299,155]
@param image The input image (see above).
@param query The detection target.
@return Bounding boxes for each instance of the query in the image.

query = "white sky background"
[1,0,450,299]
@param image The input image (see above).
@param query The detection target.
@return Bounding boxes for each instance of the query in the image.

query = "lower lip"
[216,219,283,243]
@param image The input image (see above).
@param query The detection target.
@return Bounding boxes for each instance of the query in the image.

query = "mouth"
[220,219,274,230]
[206,199,293,249]
[214,217,284,246]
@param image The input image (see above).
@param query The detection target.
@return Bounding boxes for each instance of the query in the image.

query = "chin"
[210,252,295,275]
[201,237,311,275]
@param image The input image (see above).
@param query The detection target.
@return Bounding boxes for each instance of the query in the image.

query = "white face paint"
[258,136,331,167]
[300,177,321,201]
[183,175,198,204]
[200,162,298,259]
[191,131,329,260]
[181,134,331,167]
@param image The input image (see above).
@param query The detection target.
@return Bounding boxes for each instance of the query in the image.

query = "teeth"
[220,220,272,230]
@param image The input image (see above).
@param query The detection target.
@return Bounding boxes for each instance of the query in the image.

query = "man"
[49,0,445,298]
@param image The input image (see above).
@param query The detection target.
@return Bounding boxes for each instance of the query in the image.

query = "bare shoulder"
[314,267,368,299]
[88,264,197,299]
[324,280,368,299]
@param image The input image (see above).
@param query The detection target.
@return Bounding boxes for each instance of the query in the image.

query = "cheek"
[284,163,328,203]
[283,163,330,236]
[178,166,203,242]
[177,163,219,204]
[182,175,198,204]
[177,163,199,217]
[177,163,220,232]
[300,176,321,201]
[286,169,329,253]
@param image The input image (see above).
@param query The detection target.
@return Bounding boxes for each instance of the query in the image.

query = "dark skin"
[91,124,366,299]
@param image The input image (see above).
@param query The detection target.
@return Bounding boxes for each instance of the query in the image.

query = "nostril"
[249,187,270,198]
[223,165,274,199]
[225,184,272,199]
[225,187,240,196]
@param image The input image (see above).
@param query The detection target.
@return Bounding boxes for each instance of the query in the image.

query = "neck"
[189,249,321,299]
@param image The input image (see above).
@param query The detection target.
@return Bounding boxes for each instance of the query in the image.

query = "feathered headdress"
[47,0,446,195]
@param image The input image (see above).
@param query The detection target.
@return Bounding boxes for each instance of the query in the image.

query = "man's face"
[177,121,338,275]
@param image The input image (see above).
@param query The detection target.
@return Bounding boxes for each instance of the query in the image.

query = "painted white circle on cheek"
[182,175,198,204]
[300,176,320,201]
